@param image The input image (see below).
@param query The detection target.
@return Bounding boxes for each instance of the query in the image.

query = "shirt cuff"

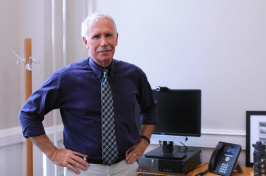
[22,122,45,138]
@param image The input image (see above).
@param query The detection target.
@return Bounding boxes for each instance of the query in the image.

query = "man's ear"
[115,33,119,46]
[83,37,89,49]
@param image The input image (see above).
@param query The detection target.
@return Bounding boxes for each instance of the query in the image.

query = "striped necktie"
[101,68,118,165]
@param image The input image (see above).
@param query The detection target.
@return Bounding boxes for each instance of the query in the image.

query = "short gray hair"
[81,11,117,39]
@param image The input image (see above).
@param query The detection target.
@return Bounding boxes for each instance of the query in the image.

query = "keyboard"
[137,173,164,176]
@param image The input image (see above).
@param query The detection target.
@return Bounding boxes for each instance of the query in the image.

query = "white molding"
[0,126,246,150]
[0,127,24,147]
[201,129,245,136]
[151,129,246,149]
[0,125,64,148]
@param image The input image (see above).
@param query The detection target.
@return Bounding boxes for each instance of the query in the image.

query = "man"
[19,12,158,175]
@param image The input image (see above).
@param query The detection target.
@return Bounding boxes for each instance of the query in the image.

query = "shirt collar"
[89,57,114,78]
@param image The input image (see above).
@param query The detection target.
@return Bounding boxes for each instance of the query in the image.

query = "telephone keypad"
[219,163,229,173]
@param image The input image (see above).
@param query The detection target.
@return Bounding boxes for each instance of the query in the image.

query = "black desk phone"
[209,142,242,176]
[195,141,242,176]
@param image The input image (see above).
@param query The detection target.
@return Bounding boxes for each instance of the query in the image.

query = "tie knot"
[103,68,109,77]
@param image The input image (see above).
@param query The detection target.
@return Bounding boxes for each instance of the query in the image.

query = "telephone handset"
[195,142,242,176]
[209,142,224,171]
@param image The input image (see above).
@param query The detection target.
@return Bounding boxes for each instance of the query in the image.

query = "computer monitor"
[136,88,201,137]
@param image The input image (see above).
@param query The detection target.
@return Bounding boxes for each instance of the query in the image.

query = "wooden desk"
[138,163,254,176]
[189,163,253,176]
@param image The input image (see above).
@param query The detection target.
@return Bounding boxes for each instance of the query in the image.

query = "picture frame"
[246,111,266,167]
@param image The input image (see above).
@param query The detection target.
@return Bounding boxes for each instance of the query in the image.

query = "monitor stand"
[145,141,187,160]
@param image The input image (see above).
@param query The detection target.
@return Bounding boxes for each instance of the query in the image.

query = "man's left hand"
[125,138,149,164]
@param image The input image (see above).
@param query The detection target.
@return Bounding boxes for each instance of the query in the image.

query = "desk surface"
[189,163,253,176]
[139,163,254,176]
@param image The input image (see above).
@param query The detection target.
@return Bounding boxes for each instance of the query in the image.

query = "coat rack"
[24,38,33,176]
[14,38,39,176]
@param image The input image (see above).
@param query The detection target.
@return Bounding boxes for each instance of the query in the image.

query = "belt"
[83,153,126,165]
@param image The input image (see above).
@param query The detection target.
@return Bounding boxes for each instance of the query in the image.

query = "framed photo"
[246,111,266,167]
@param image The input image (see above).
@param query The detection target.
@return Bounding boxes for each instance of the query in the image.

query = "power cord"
[194,169,209,176]
[173,143,181,151]
[186,163,208,176]
[180,141,188,151]
[159,139,188,151]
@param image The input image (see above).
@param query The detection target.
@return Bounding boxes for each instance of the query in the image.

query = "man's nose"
[100,37,108,46]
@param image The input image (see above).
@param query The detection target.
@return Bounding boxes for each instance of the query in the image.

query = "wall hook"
[25,57,40,71]
[13,51,40,71]
[13,51,25,64]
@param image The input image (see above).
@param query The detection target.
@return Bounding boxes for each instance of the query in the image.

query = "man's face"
[83,18,118,67]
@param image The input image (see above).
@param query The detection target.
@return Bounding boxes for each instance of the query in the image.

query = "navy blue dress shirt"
[18,57,158,157]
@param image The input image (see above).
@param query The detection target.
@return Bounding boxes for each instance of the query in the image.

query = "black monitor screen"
[136,89,201,137]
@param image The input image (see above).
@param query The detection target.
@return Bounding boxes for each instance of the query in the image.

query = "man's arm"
[30,134,89,174]
[125,124,155,163]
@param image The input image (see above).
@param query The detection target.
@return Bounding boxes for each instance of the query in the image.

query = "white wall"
[95,0,266,133]
[0,0,22,129]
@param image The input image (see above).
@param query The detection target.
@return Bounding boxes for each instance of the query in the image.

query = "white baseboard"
[0,126,246,150]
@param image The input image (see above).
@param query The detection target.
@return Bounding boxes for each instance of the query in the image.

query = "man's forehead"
[89,18,115,31]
